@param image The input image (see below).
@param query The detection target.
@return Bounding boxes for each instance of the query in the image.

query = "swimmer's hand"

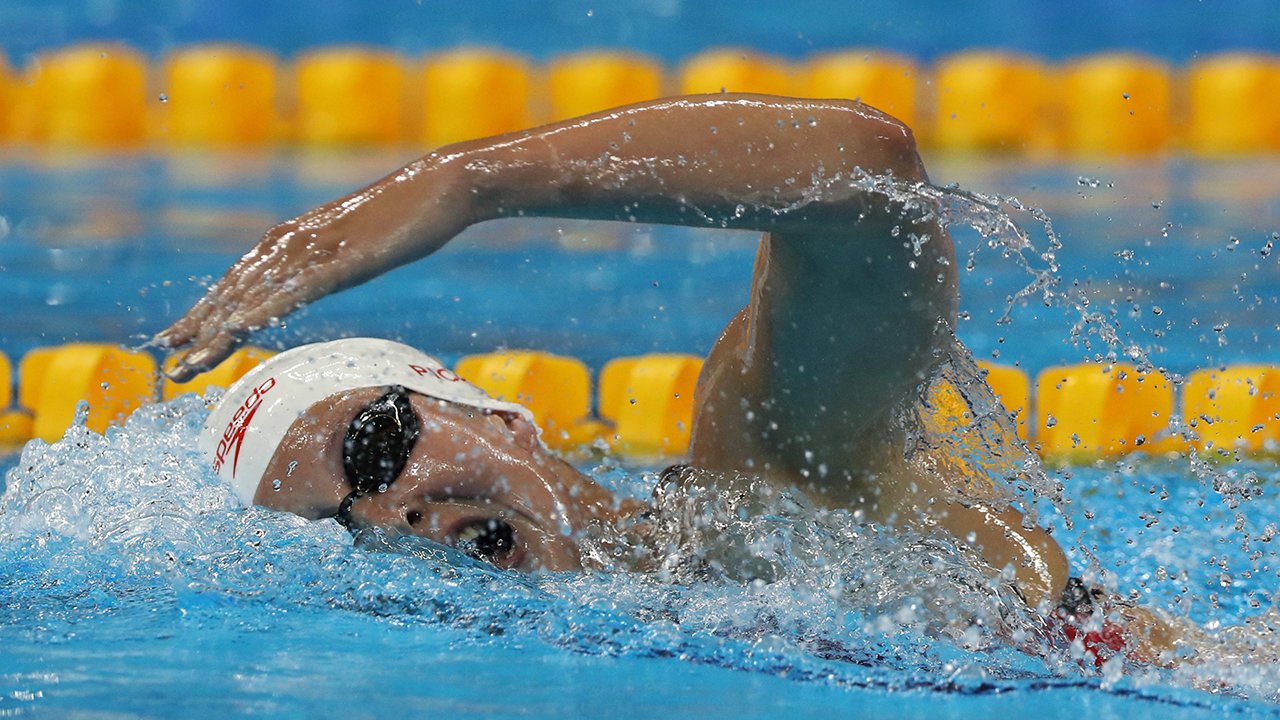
[1118,606,1185,667]
[155,215,348,380]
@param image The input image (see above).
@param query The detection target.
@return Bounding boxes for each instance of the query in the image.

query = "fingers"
[154,294,215,350]
[164,328,245,382]
[172,284,276,378]
[185,330,241,373]
[156,284,250,380]
[163,355,203,384]
[154,254,253,350]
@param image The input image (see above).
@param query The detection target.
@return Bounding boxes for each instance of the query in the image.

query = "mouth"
[444,515,526,569]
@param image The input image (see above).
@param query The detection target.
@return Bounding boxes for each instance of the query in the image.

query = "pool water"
[3,153,1280,718]
[3,397,1280,718]
[3,151,1277,370]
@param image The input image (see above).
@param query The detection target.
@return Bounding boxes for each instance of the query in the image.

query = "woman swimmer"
[157,94,1183,663]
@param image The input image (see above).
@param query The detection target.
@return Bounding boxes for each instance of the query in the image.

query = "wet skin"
[161,94,1068,607]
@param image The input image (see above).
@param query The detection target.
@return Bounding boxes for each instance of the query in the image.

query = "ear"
[498,411,544,453]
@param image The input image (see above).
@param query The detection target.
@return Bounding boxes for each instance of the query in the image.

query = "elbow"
[837,98,929,183]
[883,122,930,184]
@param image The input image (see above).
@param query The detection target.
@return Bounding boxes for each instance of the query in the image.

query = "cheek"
[357,499,472,537]
[515,524,583,572]
[398,444,528,502]
[355,498,581,572]
[397,462,510,503]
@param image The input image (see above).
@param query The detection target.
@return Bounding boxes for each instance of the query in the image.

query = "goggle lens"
[342,387,420,497]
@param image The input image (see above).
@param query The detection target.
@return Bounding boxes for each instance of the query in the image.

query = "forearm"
[269,157,476,287]
[917,497,1069,609]
[273,94,929,298]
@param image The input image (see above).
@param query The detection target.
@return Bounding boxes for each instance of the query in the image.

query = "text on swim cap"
[213,377,277,479]
[409,364,462,382]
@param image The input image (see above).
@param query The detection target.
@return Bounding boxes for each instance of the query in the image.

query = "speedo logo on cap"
[213,377,276,478]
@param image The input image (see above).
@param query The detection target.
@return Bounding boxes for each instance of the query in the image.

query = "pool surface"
[3,153,1280,718]
[3,151,1279,372]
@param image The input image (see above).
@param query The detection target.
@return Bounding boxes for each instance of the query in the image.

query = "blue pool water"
[2,151,1279,373]
[6,0,1280,68]
[3,153,1280,718]
[3,398,1280,718]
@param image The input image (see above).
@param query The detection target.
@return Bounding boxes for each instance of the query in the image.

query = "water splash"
[0,388,1270,707]
[4,175,1280,708]
[765,170,1280,687]
[824,172,1268,512]
[0,396,1060,692]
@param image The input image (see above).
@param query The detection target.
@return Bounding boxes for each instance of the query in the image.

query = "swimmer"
[157,94,1180,663]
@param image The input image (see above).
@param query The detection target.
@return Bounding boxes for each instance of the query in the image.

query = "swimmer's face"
[256,388,627,571]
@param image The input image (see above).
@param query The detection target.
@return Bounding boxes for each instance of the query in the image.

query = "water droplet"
[158,93,168,102]
[73,399,90,427]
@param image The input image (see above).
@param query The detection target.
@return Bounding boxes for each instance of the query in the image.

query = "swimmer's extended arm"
[157,93,938,377]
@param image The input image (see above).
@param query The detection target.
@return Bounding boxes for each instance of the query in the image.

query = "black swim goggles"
[335,386,420,527]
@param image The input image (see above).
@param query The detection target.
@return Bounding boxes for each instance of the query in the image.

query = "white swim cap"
[198,338,535,508]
